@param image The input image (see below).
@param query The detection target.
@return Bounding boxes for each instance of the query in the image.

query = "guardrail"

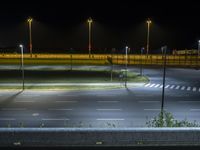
[0,128,200,146]
[0,54,199,67]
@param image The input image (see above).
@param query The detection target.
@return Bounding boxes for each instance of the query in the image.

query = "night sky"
[0,0,199,53]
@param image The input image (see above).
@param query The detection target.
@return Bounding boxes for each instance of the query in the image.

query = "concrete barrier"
[0,128,200,147]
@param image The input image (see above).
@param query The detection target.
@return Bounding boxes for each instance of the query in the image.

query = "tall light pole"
[198,40,200,68]
[87,17,93,57]
[27,17,33,57]
[19,44,25,90]
[161,45,167,126]
[146,18,152,55]
[198,40,200,57]
[125,46,128,88]
[140,47,145,76]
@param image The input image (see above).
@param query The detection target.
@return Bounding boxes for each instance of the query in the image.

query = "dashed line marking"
[96,118,124,121]
[170,85,175,89]
[41,118,70,121]
[1,108,26,111]
[154,84,160,88]
[97,101,119,103]
[48,109,73,111]
[181,86,185,90]
[193,87,197,92]
[96,109,122,111]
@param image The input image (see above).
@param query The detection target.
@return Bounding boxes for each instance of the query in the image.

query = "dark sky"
[0,0,200,53]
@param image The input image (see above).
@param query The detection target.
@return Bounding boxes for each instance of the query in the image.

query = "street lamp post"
[140,47,145,76]
[27,17,33,57]
[161,45,167,125]
[146,18,152,56]
[19,44,25,90]
[87,17,93,57]
[125,46,128,88]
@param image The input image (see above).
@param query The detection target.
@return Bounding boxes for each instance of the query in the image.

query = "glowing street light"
[27,17,33,57]
[87,17,93,57]
[19,44,24,90]
[146,18,152,55]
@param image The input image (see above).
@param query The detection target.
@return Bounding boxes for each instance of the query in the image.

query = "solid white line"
[96,109,122,111]
[144,109,167,111]
[1,108,26,111]
[175,85,180,90]
[170,85,175,89]
[179,101,200,103]
[96,118,124,121]
[190,109,200,111]
[56,101,77,103]
[0,118,16,121]
[15,101,35,103]
[193,87,197,92]
[187,87,191,91]
[150,84,156,88]
[42,118,70,121]
[165,85,170,89]
[144,83,151,87]
[138,101,160,103]
[57,95,78,97]
[48,109,73,111]
[97,101,119,103]
[154,84,160,88]
[181,86,185,90]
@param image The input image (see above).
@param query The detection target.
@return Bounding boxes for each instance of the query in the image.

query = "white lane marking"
[154,84,160,88]
[144,109,167,111]
[175,85,180,89]
[144,83,151,87]
[151,118,174,121]
[181,86,185,90]
[187,87,191,91]
[56,101,77,103]
[159,85,163,88]
[165,85,170,89]
[32,113,39,117]
[170,85,175,89]
[138,101,160,103]
[150,84,156,88]
[193,87,197,92]
[57,95,78,97]
[179,101,200,103]
[48,108,73,111]
[199,88,200,92]
[190,109,200,111]
[96,118,124,121]
[15,101,35,103]
[0,118,16,121]
[42,118,70,121]
[1,108,26,111]
[96,109,122,111]
[97,101,119,103]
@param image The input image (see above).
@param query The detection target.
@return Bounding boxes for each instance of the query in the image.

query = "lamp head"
[147,18,152,24]
[87,17,93,23]
[27,17,33,23]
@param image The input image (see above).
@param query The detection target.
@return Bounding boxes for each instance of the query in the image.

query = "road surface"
[0,65,199,127]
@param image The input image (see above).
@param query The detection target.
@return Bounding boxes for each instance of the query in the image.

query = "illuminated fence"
[0,54,199,67]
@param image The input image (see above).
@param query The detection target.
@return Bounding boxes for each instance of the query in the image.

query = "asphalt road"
[0,65,200,127]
